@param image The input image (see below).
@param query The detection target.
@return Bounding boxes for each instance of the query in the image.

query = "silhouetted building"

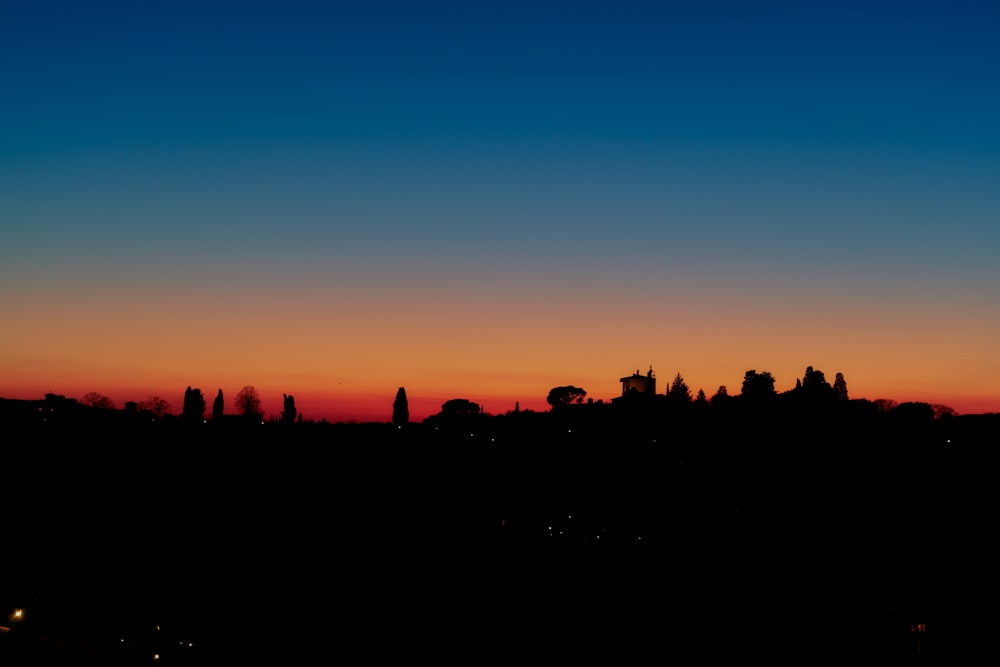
[620,367,656,395]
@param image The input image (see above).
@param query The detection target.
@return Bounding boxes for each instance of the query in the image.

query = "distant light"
[153,654,160,661]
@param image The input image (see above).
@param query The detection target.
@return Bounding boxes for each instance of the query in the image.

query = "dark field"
[3,410,998,663]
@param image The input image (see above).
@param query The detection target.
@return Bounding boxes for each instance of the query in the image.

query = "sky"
[2,0,998,422]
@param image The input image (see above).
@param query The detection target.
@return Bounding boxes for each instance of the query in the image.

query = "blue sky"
[2,0,999,418]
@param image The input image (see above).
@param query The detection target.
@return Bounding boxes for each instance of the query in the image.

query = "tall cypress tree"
[393,387,409,425]
[212,389,225,421]
[833,372,849,401]
[282,394,297,424]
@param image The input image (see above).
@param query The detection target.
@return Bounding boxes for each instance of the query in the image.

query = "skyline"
[2,1,999,422]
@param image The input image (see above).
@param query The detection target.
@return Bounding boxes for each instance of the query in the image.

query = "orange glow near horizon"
[1,262,997,421]
[1,359,995,423]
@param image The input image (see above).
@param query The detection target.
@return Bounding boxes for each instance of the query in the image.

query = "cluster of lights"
[117,624,196,662]
[547,514,577,538]
[9,606,198,663]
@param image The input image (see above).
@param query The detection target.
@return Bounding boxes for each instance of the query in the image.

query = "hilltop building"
[620,367,656,396]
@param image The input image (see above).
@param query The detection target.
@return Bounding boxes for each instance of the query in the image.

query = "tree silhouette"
[833,373,849,401]
[931,404,957,420]
[282,394,297,424]
[82,392,116,409]
[441,398,480,416]
[139,396,170,418]
[892,401,935,423]
[234,386,262,420]
[741,370,776,398]
[212,389,225,421]
[182,386,206,421]
[800,366,834,398]
[546,385,587,407]
[393,387,409,425]
[667,373,692,403]
[710,386,732,411]
[872,398,898,413]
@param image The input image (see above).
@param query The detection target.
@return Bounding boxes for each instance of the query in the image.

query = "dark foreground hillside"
[2,408,998,663]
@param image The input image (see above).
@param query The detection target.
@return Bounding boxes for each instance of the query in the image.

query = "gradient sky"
[2,0,998,421]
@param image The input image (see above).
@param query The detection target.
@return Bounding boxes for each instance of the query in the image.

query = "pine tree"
[668,373,692,402]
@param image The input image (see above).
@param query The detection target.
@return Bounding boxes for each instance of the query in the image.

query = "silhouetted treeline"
[1,389,998,663]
